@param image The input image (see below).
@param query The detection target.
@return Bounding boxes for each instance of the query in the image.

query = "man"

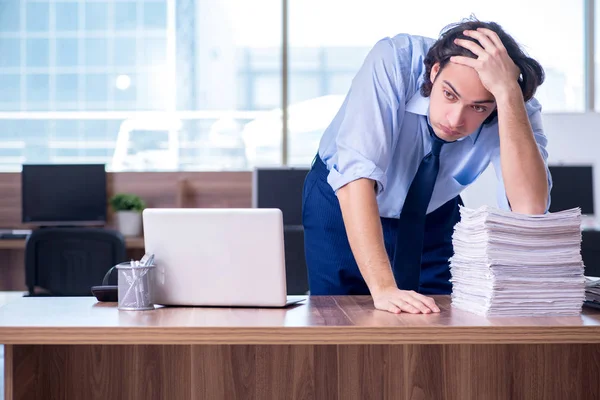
[302,18,551,314]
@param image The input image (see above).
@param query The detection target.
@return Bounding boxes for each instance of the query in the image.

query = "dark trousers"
[302,156,462,295]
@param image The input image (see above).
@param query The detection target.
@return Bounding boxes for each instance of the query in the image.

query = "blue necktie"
[393,125,446,291]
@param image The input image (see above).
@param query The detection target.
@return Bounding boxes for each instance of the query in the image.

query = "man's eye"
[443,90,455,99]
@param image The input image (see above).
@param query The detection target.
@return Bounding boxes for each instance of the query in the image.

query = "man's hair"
[420,17,545,124]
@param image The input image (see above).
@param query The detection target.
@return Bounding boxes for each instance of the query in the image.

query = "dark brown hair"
[420,17,545,124]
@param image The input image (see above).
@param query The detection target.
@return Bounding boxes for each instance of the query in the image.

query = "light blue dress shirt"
[318,33,552,218]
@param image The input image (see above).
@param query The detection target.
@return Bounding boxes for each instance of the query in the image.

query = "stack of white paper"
[585,276,600,305]
[449,205,586,316]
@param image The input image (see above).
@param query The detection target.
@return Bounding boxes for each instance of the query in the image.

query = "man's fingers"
[476,27,506,50]
[463,30,496,52]
[387,303,402,314]
[393,297,432,314]
[390,299,421,314]
[410,292,441,313]
[454,38,486,57]
[405,298,433,314]
[373,290,442,315]
[450,55,478,69]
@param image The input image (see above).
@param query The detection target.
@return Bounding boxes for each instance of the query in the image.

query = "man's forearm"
[337,178,396,293]
[495,84,548,214]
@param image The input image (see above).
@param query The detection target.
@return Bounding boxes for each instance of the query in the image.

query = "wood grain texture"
[6,344,600,400]
[7,345,192,400]
[338,345,404,399]
[192,345,326,400]
[0,236,144,250]
[0,173,21,228]
[0,296,599,345]
[0,241,26,250]
[254,345,316,399]
[193,345,254,400]
[4,344,13,400]
[0,252,25,290]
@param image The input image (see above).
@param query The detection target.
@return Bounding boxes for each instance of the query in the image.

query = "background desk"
[1,295,600,400]
[0,237,144,291]
[0,236,144,251]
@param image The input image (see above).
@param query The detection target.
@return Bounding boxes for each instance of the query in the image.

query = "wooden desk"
[1,295,600,400]
[0,236,144,250]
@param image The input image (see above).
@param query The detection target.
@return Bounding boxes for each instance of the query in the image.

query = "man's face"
[428,61,496,141]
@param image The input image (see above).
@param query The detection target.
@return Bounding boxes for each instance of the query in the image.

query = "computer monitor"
[548,165,594,215]
[22,164,107,225]
[252,167,309,226]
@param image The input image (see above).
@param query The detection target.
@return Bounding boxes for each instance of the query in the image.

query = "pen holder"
[116,261,156,311]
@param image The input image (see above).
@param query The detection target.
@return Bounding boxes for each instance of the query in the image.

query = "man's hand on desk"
[371,286,441,314]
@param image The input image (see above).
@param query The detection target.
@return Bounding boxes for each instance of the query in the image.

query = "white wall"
[462,113,600,213]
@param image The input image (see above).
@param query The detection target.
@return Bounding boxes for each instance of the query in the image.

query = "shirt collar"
[405,90,482,144]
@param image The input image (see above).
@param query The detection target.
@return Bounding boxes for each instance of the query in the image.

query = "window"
[253,75,281,110]
[114,73,138,109]
[26,3,49,32]
[115,3,138,31]
[22,120,49,140]
[56,39,79,67]
[0,1,20,32]
[84,39,109,67]
[26,74,50,104]
[55,74,79,103]
[137,68,168,110]
[143,2,167,30]
[114,38,137,67]
[0,38,20,68]
[0,0,585,171]
[85,73,109,104]
[289,75,320,104]
[55,2,79,32]
[53,120,80,140]
[81,120,111,139]
[0,74,20,104]
[139,38,167,66]
[26,39,49,68]
[85,3,108,31]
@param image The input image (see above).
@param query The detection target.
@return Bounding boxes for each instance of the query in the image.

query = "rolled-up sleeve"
[327,37,408,195]
[491,98,552,212]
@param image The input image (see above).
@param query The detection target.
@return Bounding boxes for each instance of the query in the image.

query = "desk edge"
[2,326,600,345]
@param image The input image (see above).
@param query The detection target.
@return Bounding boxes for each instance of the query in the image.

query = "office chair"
[25,228,127,296]
[253,167,310,295]
[284,226,309,295]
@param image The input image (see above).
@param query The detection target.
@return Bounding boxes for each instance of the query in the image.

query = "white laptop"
[142,208,305,307]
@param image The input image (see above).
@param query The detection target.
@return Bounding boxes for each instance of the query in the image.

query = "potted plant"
[109,193,146,237]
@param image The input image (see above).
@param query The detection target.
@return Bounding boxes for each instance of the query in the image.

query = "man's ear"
[430,62,441,83]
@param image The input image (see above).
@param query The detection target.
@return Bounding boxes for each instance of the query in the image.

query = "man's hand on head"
[450,28,521,100]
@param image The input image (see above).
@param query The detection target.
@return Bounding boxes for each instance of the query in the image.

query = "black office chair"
[284,226,309,295]
[25,228,127,296]
[254,167,311,295]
